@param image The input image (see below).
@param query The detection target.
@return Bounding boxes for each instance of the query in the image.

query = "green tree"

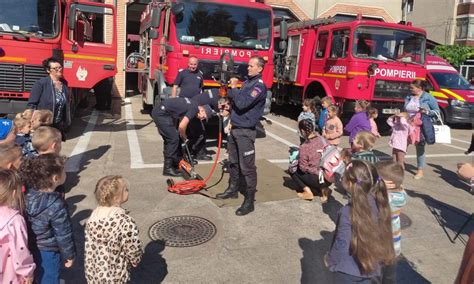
[433,45,474,68]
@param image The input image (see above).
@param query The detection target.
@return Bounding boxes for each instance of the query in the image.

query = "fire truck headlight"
[450,99,467,107]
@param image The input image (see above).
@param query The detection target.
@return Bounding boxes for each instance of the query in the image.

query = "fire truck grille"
[374,80,411,100]
[199,60,249,82]
[0,63,46,93]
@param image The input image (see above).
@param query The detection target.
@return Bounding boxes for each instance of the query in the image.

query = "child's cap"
[0,119,13,140]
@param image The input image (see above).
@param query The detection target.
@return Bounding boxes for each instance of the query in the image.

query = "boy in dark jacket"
[20,154,75,284]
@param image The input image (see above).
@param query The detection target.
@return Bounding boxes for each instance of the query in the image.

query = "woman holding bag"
[404,79,439,179]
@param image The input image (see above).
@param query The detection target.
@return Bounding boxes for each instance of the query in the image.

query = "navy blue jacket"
[228,74,267,128]
[25,189,76,260]
[28,76,71,126]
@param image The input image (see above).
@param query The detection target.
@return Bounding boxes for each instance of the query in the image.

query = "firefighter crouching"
[152,97,212,177]
[216,56,267,216]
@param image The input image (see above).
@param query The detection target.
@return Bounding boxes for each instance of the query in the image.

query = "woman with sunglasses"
[28,57,70,141]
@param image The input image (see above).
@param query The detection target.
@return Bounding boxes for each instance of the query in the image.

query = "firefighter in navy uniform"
[152,97,211,176]
[171,56,203,99]
[216,56,267,216]
[188,88,220,161]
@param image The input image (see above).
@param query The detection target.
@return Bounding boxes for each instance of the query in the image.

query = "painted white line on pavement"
[124,98,147,169]
[451,137,471,145]
[441,143,469,151]
[256,126,297,147]
[263,117,298,133]
[65,111,98,173]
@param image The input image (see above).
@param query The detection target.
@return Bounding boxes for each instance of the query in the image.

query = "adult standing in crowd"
[152,97,212,177]
[404,79,439,179]
[28,57,70,141]
[171,56,203,99]
[215,56,267,216]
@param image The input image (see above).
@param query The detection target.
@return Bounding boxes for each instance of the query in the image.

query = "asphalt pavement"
[59,96,473,283]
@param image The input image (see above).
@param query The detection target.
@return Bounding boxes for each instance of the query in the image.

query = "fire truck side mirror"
[68,5,77,30]
[280,21,288,41]
[151,8,161,28]
[149,29,159,39]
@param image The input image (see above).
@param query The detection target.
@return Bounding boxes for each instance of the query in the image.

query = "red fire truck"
[131,0,275,112]
[273,17,427,118]
[0,0,117,119]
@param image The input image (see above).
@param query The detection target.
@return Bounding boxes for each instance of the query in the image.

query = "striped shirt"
[388,189,407,256]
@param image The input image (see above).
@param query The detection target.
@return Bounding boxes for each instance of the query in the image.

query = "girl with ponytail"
[325,160,395,282]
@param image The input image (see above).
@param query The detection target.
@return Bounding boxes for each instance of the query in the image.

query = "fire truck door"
[61,3,117,89]
[311,31,329,79]
[325,29,350,97]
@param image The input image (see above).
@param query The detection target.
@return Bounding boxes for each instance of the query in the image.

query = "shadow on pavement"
[428,163,471,192]
[130,241,168,283]
[405,188,474,244]
[396,255,431,283]
[299,231,334,283]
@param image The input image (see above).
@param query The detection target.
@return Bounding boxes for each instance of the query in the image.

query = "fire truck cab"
[425,55,474,124]
[274,18,427,118]
[0,0,117,117]
[132,0,275,113]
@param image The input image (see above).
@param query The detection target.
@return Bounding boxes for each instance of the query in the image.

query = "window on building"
[455,17,474,40]
[407,0,414,13]
[330,30,349,58]
[315,32,328,58]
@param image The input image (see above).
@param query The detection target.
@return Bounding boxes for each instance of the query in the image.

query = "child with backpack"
[387,112,410,170]
[0,169,36,284]
[375,160,407,284]
[20,154,75,284]
[85,175,143,283]
[325,160,395,282]
[344,100,371,145]
[322,105,343,146]
[290,119,331,202]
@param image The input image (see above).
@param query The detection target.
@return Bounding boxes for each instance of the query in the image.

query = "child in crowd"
[32,126,62,155]
[322,105,343,146]
[387,112,410,170]
[318,96,332,134]
[0,118,16,146]
[20,154,75,284]
[30,110,53,132]
[368,107,381,138]
[14,112,36,157]
[344,100,371,145]
[0,144,22,170]
[376,160,407,284]
[352,131,379,164]
[298,98,317,143]
[0,169,36,284]
[85,175,143,283]
[325,160,395,282]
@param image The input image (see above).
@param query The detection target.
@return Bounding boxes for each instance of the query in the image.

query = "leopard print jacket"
[84,210,143,283]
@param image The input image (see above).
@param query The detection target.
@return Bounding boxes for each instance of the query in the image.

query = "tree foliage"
[433,45,474,68]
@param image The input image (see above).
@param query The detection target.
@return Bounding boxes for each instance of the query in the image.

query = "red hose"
[167,116,223,195]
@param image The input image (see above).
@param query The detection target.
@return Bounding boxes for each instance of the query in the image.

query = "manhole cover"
[400,212,412,229]
[148,216,216,247]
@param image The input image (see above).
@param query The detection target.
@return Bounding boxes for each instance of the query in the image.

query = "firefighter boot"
[215,181,239,199]
[163,159,182,177]
[236,190,255,216]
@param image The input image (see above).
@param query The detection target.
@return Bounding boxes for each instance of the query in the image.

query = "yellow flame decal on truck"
[441,88,465,101]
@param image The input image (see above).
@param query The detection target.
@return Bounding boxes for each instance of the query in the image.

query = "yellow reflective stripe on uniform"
[430,91,448,99]
[441,88,465,101]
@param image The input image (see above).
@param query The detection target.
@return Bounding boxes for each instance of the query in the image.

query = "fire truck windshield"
[0,0,58,38]
[432,72,473,90]
[175,2,271,50]
[353,26,426,65]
